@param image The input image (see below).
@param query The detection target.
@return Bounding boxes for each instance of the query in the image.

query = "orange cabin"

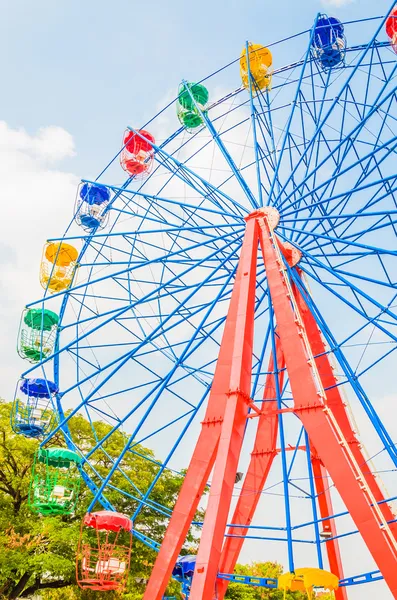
[77,511,132,592]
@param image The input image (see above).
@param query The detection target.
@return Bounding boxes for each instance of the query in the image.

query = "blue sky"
[1,0,394,177]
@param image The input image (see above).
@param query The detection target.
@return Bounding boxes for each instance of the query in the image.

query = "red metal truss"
[144,208,397,600]
[292,276,347,600]
[258,213,397,597]
[142,216,259,600]
[293,273,397,600]
[217,236,346,600]
[311,456,347,600]
[216,339,284,600]
[293,276,397,538]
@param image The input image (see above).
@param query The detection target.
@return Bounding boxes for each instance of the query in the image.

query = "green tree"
[225,562,307,599]
[0,399,187,599]
[0,399,326,600]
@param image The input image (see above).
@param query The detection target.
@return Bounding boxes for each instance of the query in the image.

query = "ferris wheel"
[12,5,397,599]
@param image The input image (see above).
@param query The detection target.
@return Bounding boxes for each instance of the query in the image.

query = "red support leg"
[279,240,348,598]
[291,279,347,600]
[293,275,397,537]
[188,218,259,600]
[142,217,259,600]
[216,338,284,600]
[311,456,348,600]
[217,240,345,600]
[292,272,396,600]
[258,213,397,597]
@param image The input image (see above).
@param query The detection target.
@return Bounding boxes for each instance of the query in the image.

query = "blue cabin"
[12,377,58,438]
[74,182,111,231]
[311,15,346,70]
[173,555,196,597]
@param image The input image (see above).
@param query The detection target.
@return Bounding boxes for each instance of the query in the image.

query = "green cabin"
[177,82,209,131]
[17,308,59,363]
[29,447,82,515]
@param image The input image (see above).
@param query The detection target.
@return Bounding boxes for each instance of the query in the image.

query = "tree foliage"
[0,399,318,599]
[225,562,307,599]
[0,400,185,599]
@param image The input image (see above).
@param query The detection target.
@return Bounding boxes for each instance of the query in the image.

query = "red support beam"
[142,217,259,600]
[293,275,397,537]
[144,208,397,600]
[311,456,348,600]
[258,213,397,597]
[291,272,397,600]
[188,217,258,599]
[216,338,284,600]
[291,278,346,600]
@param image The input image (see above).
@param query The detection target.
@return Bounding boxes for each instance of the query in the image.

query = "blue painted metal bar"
[224,533,314,544]
[182,79,258,209]
[217,573,278,589]
[267,13,320,206]
[269,297,295,572]
[339,570,383,587]
[245,43,264,207]
[217,568,384,589]
[281,210,397,223]
[273,5,397,207]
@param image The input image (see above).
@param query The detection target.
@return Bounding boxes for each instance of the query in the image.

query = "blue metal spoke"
[267,15,320,206]
[182,80,259,209]
[273,10,397,209]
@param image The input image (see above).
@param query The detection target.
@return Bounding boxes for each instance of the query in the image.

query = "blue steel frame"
[16,3,397,595]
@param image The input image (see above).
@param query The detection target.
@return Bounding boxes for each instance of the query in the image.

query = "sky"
[0,0,391,177]
[1,0,395,395]
[1,0,396,598]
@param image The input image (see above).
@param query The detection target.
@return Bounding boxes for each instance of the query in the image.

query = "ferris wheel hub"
[245,206,280,229]
[245,208,301,266]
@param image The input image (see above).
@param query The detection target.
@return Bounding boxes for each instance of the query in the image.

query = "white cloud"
[0,122,75,162]
[0,121,78,398]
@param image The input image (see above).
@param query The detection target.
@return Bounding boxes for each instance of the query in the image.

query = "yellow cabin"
[240,43,272,92]
[40,242,78,293]
[278,568,339,599]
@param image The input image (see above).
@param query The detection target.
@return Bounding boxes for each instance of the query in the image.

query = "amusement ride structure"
[11,5,397,598]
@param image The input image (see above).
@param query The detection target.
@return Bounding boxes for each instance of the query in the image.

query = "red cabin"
[77,511,132,592]
[386,6,397,53]
[120,129,155,178]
